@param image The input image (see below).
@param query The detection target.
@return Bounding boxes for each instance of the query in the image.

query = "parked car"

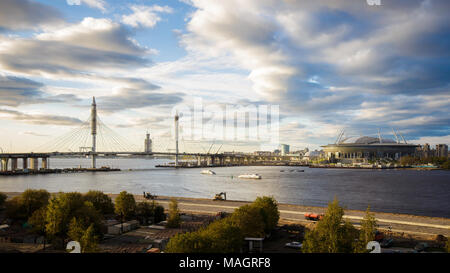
[285,242,303,249]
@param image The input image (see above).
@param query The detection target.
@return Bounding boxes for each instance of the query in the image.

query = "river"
[0,158,449,218]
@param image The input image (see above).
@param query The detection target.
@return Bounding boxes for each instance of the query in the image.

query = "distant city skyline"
[0,0,449,153]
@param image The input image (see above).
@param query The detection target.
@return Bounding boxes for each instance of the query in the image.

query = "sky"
[0,0,449,153]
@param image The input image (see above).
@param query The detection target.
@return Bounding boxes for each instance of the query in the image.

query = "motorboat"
[238,174,262,179]
[201,170,216,175]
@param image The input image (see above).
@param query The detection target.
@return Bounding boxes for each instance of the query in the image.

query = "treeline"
[0,190,165,252]
[400,156,450,169]
[165,196,279,253]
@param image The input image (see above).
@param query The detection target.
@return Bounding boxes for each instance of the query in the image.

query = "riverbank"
[3,192,449,238]
[0,167,120,176]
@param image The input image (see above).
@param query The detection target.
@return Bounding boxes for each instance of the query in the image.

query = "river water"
[0,158,449,218]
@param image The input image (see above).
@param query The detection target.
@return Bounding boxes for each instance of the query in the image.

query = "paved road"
[146,196,450,237]
[6,192,449,237]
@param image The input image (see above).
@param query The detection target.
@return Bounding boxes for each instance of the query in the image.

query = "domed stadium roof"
[340,136,396,144]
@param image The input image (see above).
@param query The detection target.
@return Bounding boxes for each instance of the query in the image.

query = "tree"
[166,229,211,253]
[80,224,99,253]
[154,203,166,223]
[302,198,359,253]
[83,191,114,215]
[21,189,50,218]
[28,207,48,248]
[0,192,7,208]
[166,198,181,228]
[114,191,136,220]
[5,190,50,220]
[67,217,85,242]
[231,204,265,238]
[252,196,280,233]
[205,217,243,252]
[45,193,104,248]
[136,201,154,225]
[354,206,378,253]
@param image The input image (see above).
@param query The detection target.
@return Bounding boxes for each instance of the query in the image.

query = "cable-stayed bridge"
[0,97,294,172]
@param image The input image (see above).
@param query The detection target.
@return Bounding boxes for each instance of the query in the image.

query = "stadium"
[321,131,419,163]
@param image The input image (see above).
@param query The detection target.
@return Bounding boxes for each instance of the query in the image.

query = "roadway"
[135,196,450,237]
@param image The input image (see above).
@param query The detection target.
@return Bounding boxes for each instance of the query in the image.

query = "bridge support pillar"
[1,158,9,172]
[207,156,212,166]
[22,158,28,170]
[11,158,18,171]
[30,158,38,171]
[42,157,49,170]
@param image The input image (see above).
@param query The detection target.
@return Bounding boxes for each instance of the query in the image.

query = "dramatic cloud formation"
[0,108,83,126]
[180,0,450,142]
[0,75,81,106]
[0,0,448,152]
[0,18,150,76]
[0,0,63,31]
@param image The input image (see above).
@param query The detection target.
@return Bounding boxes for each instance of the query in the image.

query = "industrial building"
[322,130,418,163]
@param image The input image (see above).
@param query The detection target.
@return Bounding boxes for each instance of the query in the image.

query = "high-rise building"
[281,144,290,156]
[423,143,431,158]
[145,132,152,153]
[436,144,448,158]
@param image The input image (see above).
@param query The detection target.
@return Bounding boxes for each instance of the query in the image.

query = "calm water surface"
[0,158,449,218]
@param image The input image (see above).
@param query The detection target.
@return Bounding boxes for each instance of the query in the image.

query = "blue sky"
[0,0,449,153]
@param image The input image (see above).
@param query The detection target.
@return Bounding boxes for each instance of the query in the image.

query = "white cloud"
[121,5,173,28]
[66,0,107,12]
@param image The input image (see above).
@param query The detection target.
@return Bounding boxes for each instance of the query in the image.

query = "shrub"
[166,198,181,228]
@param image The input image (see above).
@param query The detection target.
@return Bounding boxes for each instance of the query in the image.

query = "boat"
[297,170,304,172]
[201,170,216,175]
[238,174,262,179]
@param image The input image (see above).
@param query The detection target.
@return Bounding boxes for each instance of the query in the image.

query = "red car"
[304,213,324,221]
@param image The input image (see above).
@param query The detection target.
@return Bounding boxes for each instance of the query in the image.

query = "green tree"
[114,191,136,220]
[166,230,211,253]
[5,190,50,220]
[80,224,99,253]
[252,196,280,233]
[83,191,114,215]
[67,217,85,242]
[0,192,7,208]
[354,206,377,253]
[441,160,450,170]
[231,204,265,237]
[136,201,154,225]
[28,207,48,248]
[205,217,243,252]
[154,203,166,223]
[166,198,181,228]
[45,193,104,248]
[302,198,359,253]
